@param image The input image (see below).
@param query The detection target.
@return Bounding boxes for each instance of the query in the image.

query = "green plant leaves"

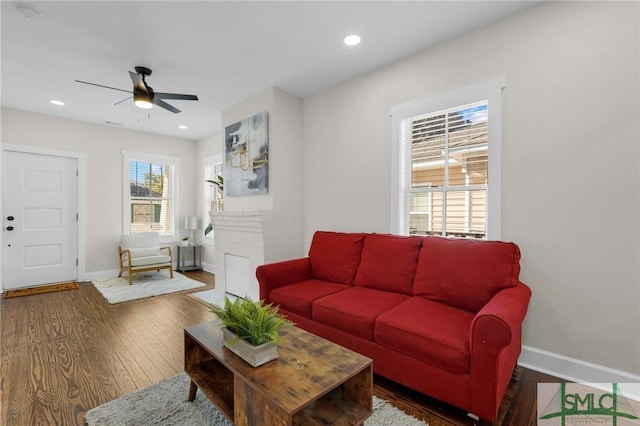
[209,297,293,346]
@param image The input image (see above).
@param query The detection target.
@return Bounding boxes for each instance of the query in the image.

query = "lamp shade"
[184,216,198,230]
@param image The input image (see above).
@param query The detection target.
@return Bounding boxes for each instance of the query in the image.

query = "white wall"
[1,107,198,274]
[268,88,305,261]
[221,87,305,261]
[303,1,639,376]
[196,131,223,269]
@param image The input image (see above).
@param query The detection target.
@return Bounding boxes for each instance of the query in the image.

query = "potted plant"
[181,236,189,246]
[209,297,294,367]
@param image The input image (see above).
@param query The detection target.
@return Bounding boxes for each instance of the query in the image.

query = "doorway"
[2,149,80,289]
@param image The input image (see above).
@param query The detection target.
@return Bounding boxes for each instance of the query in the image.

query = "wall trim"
[519,345,640,389]
[201,262,215,274]
[84,269,121,282]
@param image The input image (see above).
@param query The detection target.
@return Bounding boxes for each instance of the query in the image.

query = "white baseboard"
[85,269,121,281]
[201,262,215,274]
[519,345,640,386]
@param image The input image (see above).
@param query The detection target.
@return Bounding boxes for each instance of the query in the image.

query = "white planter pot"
[222,327,278,367]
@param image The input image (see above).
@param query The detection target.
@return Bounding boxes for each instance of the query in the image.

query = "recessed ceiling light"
[178,125,188,130]
[50,100,65,106]
[344,34,361,47]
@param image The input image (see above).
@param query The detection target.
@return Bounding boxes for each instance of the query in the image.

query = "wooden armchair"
[118,232,173,285]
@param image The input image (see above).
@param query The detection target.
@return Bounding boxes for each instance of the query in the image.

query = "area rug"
[85,372,427,426]
[188,289,238,307]
[3,281,78,299]
[92,271,206,304]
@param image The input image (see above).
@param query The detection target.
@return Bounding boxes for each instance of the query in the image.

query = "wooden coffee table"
[184,321,373,425]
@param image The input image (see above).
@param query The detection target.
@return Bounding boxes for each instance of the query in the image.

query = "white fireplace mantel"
[210,210,268,300]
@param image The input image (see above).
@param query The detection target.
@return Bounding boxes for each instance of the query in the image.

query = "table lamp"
[185,216,198,243]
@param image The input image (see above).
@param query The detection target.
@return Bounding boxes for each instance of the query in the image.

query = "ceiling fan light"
[133,90,153,109]
[134,99,153,109]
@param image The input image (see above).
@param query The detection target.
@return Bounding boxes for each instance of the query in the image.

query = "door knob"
[6,226,14,231]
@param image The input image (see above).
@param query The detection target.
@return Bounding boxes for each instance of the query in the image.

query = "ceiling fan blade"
[114,96,132,106]
[128,71,147,92]
[154,98,181,114]
[154,92,198,101]
[75,80,131,94]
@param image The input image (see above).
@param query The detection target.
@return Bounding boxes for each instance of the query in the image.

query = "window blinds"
[408,101,488,239]
[129,161,173,235]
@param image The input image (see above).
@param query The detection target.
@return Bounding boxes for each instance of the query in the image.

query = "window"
[391,78,504,240]
[203,156,224,242]
[123,151,179,238]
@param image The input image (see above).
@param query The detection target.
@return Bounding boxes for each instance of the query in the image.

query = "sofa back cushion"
[309,231,364,284]
[413,237,521,312]
[355,234,422,294]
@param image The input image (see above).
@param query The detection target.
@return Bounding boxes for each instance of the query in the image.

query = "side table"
[176,244,203,272]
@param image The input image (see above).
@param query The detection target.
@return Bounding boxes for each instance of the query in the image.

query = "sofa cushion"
[269,280,350,318]
[413,237,521,312]
[312,287,409,341]
[375,297,475,374]
[309,231,365,284]
[355,234,422,294]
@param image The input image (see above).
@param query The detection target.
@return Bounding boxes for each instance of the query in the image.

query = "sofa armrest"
[470,282,531,349]
[468,282,532,420]
[257,257,311,302]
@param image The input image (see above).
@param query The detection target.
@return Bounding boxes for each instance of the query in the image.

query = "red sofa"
[257,231,531,422]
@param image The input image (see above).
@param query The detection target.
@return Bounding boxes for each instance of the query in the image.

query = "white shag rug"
[85,372,428,426]
[188,289,238,307]
[92,271,206,304]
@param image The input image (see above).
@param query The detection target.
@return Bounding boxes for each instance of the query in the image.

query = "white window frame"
[390,77,505,240]
[122,150,180,243]
[202,154,223,244]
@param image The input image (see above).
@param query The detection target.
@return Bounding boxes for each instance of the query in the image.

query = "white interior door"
[2,151,78,289]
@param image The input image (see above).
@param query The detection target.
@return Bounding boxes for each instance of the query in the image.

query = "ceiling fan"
[75,66,198,114]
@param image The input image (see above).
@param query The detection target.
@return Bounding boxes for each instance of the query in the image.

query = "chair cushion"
[413,237,522,312]
[375,297,474,374]
[269,280,351,318]
[312,287,409,341]
[308,231,365,284]
[130,255,171,267]
[354,234,422,294]
[129,247,161,258]
[121,232,160,250]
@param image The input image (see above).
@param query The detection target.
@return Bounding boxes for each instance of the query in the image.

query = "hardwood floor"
[1,271,560,425]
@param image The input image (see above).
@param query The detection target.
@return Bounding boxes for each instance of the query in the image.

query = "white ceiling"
[1,1,538,141]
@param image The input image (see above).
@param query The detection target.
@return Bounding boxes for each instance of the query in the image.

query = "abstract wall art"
[224,112,269,196]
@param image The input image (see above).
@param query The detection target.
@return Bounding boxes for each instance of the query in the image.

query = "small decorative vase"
[221,327,278,367]
[181,240,189,246]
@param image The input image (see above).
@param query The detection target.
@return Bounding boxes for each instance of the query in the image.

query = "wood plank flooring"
[0,271,561,425]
